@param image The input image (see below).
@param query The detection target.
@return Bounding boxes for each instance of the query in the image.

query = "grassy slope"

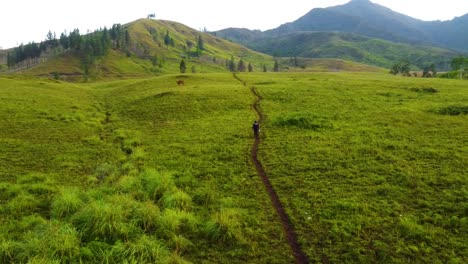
[1,72,466,263]
[0,74,293,263]
[240,72,468,263]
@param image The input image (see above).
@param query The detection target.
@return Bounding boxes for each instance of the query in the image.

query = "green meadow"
[0,72,467,263]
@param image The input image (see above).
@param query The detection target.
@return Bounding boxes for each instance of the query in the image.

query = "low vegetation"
[242,72,467,263]
[1,71,466,263]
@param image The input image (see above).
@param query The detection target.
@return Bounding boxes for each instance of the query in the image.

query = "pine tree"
[273,60,279,72]
[180,59,186,73]
[229,56,236,72]
[237,59,246,72]
[248,62,253,72]
[164,30,171,46]
[197,34,204,51]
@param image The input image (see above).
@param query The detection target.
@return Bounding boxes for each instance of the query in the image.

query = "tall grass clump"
[193,178,217,206]
[17,221,81,262]
[50,187,85,219]
[162,189,193,210]
[159,209,199,238]
[96,235,176,263]
[72,194,140,243]
[133,200,161,232]
[121,235,170,263]
[5,193,41,218]
[140,169,176,202]
[203,208,245,244]
[113,128,142,154]
[0,239,16,263]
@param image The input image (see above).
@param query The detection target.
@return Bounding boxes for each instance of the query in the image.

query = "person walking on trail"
[252,120,260,137]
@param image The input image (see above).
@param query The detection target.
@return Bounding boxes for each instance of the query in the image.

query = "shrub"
[409,87,438,93]
[275,112,330,130]
[437,105,468,116]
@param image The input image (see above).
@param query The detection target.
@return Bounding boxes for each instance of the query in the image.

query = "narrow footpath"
[235,74,309,264]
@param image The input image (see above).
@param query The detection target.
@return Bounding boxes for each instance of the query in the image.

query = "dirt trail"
[235,74,309,264]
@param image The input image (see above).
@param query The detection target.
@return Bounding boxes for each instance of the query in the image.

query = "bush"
[275,112,330,130]
[437,105,468,116]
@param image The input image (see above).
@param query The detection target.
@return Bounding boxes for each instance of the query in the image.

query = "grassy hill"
[6,19,387,81]
[1,72,467,263]
[16,19,275,81]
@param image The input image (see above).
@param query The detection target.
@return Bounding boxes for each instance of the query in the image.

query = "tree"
[237,59,246,72]
[263,64,267,72]
[248,62,253,72]
[451,56,468,79]
[390,59,410,76]
[60,32,69,50]
[179,59,186,73]
[273,60,279,72]
[229,56,236,72]
[164,30,171,46]
[151,54,158,66]
[422,63,437,77]
[186,40,194,51]
[197,34,204,51]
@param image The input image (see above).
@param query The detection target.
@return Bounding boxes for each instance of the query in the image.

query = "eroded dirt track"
[235,74,309,264]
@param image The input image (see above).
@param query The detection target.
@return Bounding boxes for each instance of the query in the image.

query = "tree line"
[390,56,468,79]
[7,24,130,70]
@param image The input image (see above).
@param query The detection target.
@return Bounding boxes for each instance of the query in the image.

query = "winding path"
[235,74,309,264]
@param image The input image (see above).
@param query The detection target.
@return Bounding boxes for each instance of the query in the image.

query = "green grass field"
[0,72,466,263]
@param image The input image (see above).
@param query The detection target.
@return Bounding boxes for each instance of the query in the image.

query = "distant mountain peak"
[350,0,372,3]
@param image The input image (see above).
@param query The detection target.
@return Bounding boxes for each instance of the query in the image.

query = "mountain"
[265,0,429,44]
[247,31,456,69]
[213,0,468,69]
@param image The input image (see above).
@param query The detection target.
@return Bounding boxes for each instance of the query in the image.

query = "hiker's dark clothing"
[252,122,260,135]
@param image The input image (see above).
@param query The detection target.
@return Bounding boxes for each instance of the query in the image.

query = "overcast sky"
[1,0,468,49]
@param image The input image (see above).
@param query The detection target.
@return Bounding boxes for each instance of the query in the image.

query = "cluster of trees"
[225,56,253,72]
[391,56,468,80]
[450,56,468,79]
[7,24,129,70]
[390,59,411,76]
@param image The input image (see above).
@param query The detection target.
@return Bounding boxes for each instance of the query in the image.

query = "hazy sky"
[1,0,468,49]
